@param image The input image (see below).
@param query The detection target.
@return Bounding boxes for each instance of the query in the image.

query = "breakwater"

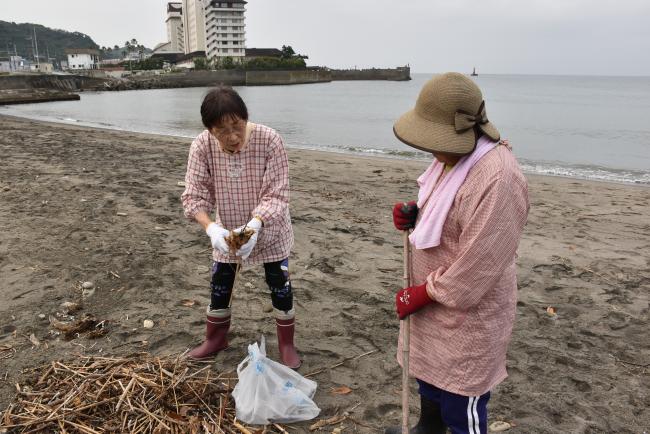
[0,89,80,105]
[331,66,411,81]
[103,67,409,91]
[0,75,106,105]
[107,69,332,90]
[0,66,410,102]
[0,74,108,91]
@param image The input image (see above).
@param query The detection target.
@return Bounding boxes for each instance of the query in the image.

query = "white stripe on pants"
[466,396,482,434]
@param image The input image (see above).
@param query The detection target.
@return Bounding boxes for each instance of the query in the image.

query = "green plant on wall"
[213,56,236,70]
[193,57,209,70]
[242,56,306,70]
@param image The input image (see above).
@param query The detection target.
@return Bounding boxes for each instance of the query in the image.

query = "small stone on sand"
[489,421,512,432]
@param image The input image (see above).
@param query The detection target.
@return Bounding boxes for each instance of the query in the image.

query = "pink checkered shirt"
[397,145,529,396]
[181,124,293,265]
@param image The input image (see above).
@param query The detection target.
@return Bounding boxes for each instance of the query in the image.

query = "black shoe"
[384,395,447,434]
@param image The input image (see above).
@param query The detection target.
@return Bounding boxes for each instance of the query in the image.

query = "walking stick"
[401,230,412,434]
[227,260,242,309]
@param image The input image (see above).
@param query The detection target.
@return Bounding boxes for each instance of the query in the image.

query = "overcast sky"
[3,0,649,75]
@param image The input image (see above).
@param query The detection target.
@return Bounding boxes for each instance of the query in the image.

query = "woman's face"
[210,115,247,152]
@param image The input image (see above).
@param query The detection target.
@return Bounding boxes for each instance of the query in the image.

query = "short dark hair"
[201,86,248,129]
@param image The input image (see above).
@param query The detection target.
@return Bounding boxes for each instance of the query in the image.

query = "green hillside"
[0,20,98,61]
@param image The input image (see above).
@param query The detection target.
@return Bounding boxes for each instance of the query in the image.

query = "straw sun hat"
[393,72,500,156]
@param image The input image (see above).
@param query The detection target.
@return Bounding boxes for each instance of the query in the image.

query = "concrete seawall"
[126,70,246,88]
[0,75,105,105]
[0,89,80,105]
[0,67,409,102]
[245,70,332,86]
[331,66,411,81]
[0,75,109,91]
[109,68,406,90]
[117,69,332,89]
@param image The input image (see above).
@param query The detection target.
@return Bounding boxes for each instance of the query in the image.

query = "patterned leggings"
[209,258,293,312]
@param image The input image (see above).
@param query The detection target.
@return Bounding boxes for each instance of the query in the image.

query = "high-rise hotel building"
[166,2,185,53]
[204,0,247,61]
[181,0,207,53]
[176,0,246,60]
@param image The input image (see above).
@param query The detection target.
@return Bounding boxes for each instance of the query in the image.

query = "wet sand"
[0,115,648,433]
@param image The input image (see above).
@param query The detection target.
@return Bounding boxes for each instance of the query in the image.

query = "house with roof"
[0,56,30,73]
[30,62,54,73]
[65,48,100,70]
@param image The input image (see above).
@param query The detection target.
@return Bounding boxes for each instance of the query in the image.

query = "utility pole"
[13,43,18,72]
[33,27,40,67]
[6,43,12,72]
[28,36,35,62]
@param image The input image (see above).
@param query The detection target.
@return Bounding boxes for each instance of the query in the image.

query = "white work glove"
[206,222,230,255]
[234,217,263,260]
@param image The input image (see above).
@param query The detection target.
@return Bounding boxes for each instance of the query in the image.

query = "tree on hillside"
[124,40,135,70]
[0,20,99,61]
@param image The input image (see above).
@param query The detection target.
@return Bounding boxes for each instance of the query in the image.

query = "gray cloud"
[3,0,649,75]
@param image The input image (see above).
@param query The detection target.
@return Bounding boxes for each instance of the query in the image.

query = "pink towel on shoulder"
[410,135,498,249]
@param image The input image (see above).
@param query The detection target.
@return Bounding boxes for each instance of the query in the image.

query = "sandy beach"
[0,114,648,433]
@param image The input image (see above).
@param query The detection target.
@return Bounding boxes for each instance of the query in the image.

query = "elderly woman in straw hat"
[386,73,529,434]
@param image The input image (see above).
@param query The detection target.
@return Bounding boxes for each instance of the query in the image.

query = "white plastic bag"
[232,336,320,425]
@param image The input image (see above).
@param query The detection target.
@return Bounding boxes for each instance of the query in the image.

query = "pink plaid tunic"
[397,145,529,396]
[181,124,293,265]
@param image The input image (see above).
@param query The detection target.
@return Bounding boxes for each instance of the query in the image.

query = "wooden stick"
[273,423,289,433]
[63,419,101,434]
[401,230,411,434]
[233,417,253,434]
[304,350,378,378]
[115,377,135,411]
[227,261,242,308]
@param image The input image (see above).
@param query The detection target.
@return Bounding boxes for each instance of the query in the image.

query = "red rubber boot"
[275,309,301,369]
[188,308,230,360]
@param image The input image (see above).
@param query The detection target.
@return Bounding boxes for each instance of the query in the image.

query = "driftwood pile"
[1,353,288,434]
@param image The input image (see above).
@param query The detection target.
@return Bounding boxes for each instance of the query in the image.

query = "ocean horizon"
[2,73,649,185]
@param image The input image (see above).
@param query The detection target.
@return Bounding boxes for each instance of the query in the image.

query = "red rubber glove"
[392,201,418,230]
[395,282,433,320]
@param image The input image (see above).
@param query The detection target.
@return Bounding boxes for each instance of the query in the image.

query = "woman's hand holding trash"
[235,217,263,259]
[206,222,230,254]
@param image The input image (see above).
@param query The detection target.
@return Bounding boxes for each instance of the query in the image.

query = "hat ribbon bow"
[454,101,489,133]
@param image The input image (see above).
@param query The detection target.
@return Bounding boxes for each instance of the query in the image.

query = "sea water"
[2,73,649,184]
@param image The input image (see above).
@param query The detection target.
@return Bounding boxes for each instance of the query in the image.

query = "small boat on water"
[471,67,478,77]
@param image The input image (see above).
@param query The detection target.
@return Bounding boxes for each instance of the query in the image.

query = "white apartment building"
[166,2,185,53]
[204,0,247,61]
[65,49,100,70]
[182,0,207,54]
